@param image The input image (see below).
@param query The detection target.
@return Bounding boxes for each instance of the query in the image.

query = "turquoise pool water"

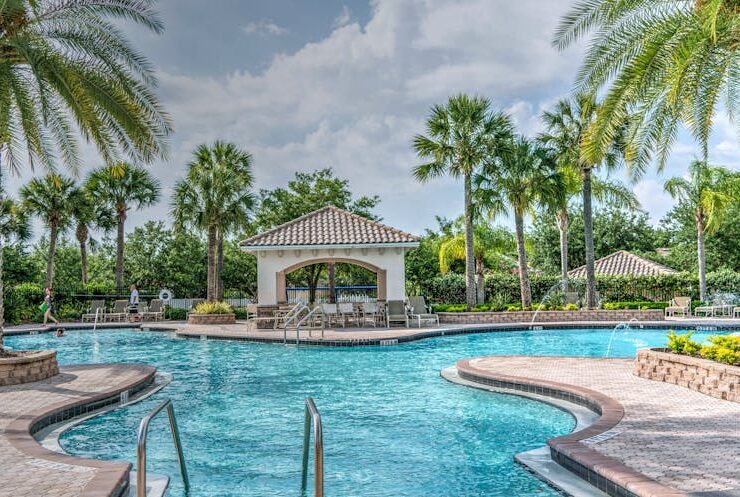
[6,327,715,497]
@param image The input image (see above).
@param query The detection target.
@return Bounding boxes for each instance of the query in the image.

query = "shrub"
[564,303,578,311]
[164,306,188,320]
[603,301,669,310]
[699,335,740,366]
[666,331,702,356]
[233,307,250,320]
[192,301,233,315]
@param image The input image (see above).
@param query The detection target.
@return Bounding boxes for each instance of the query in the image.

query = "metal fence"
[286,285,378,303]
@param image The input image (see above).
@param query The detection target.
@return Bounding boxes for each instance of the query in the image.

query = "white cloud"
[633,179,674,224]
[243,19,288,36]
[332,5,352,28]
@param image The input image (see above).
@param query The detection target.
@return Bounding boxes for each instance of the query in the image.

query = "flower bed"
[187,313,236,325]
[634,348,740,402]
[0,350,58,386]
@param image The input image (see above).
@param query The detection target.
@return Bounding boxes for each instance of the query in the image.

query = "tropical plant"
[87,163,160,288]
[0,197,31,244]
[20,174,77,286]
[664,160,740,301]
[413,94,514,310]
[0,0,170,348]
[538,95,625,308]
[71,188,113,285]
[554,0,739,170]
[192,301,233,315]
[172,142,256,301]
[475,137,564,307]
[438,223,516,304]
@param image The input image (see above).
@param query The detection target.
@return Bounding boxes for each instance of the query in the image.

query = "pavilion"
[240,206,420,308]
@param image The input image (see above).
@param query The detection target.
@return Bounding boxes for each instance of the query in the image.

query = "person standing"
[42,287,59,326]
[128,284,140,322]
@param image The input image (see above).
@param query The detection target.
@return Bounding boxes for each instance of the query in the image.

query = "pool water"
[7,327,712,497]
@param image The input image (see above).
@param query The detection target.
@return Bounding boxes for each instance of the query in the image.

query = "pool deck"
[453,356,740,497]
[0,363,155,497]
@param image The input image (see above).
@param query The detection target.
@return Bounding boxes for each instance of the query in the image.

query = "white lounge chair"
[407,296,439,327]
[386,300,409,328]
[665,296,691,317]
[321,303,340,327]
[106,300,128,322]
[360,302,380,327]
[142,299,164,321]
[82,300,106,322]
[337,302,358,326]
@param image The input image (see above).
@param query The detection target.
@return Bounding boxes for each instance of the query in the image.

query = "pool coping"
[455,357,689,497]
[3,363,157,497]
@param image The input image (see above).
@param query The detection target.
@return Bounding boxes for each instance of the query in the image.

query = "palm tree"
[71,189,113,285]
[87,163,160,288]
[538,96,624,308]
[0,0,169,348]
[438,223,516,304]
[475,137,564,308]
[413,94,514,310]
[554,0,738,171]
[0,197,31,244]
[664,160,740,301]
[172,142,256,301]
[20,174,77,287]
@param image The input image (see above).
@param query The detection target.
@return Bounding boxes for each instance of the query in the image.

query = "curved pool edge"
[450,358,689,497]
[3,363,156,497]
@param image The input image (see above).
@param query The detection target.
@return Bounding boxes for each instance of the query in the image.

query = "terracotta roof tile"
[240,206,420,248]
[568,250,678,277]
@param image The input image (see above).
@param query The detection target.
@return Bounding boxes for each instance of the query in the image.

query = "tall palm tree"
[71,188,113,285]
[0,197,31,244]
[664,160,740,301]
[538,96,624,308]
[20,174,77,287]
[475,137,564,308]
[413,94,514,310]
[438,223,516,304]
[172,142,256,301]
[554,0,739,171]
[87,163,160,288]
[0,0,169,348]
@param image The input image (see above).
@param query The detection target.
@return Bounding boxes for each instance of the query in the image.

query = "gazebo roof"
[240,206,420,249]
[568,250,678,278]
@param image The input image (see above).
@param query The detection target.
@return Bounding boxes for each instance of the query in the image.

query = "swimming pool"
[7,327,717,497]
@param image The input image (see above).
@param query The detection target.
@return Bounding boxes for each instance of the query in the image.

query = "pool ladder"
[137,399,190,496]
[301,397,324,497]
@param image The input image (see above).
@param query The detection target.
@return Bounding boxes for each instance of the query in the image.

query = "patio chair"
[321,303,340,327]
[734,306,740,319]
[386,300,409,328]
[360,301,380,327]
[106,300,128,322]
[338,302,358,326]
[665,296,691,318]
[81,300,106,323]
[142,299,164,321]
[407,296,439,328]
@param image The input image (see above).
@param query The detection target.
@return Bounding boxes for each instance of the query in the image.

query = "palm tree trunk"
[696,210,707,302]
[207,224,217,301]
[582,167,597,309]
[463,173,476,311]
[216,232,224,301]
[46,224,58,288]
[556,209,569,292]
[0,163,5,350]
[475,255,485,305]
[514,209,532,308]
[328,263,336,303]
[115,207,126,288]
[77,224,88,285]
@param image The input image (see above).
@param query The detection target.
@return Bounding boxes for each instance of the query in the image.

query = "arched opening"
[277,258,387,304]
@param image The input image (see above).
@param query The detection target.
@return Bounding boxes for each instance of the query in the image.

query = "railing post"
[301,398,324,497]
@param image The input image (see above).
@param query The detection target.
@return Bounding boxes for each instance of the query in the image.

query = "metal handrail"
[137,399,190,497]
[301,397,324,497]
[295,306,324,344]
[283,304,310,344]
[274,302,304,330]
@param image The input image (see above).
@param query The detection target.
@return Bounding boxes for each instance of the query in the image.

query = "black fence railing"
[286,285,378,303]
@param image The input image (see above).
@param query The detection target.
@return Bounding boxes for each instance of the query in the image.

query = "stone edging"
[456,358,688,497]
[0,350,58,386]
[4,364,156,497]
[187,313,236,325]
[635,348,740,402]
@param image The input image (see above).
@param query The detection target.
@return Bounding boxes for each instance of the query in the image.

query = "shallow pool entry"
[8,327,714,497]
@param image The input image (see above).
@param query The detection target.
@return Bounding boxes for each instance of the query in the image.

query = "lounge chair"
[321,303,339,327]
[338,302,358,326]
[665,296,691,318]
[360,302,380,327]
[106,300,128,322]
[82,300,106,323]
[734,306,740,319]
[407,296,439,327]
[142,299,164,321]
[386,300,409,328]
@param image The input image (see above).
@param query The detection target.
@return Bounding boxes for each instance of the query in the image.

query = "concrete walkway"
[0,363,155,497]
[457,356,740,496]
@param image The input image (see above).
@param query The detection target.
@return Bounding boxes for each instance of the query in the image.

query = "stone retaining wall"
[0,350,58,386]
[187,313,236,325]
[635,348,739,403]
[438,309,664,324]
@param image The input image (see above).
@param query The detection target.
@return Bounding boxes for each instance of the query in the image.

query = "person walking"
[42,287,59,326]
[128,284,140,322]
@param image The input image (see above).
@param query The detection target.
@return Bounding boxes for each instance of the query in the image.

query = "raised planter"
[0,350,58,386]
[635,348,740,403]
[438,309,664,324]
[187,313,236,325]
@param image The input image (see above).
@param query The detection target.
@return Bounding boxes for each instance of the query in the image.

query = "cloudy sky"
[6,0,739,238]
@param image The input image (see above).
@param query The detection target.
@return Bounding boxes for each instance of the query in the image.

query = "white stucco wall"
[250,246,411,305]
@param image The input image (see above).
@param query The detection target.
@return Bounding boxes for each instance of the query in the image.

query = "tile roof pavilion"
[568,250,678,278]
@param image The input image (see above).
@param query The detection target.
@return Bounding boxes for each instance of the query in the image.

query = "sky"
[5,0,740,240]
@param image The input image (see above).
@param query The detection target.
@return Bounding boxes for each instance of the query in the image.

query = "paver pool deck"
[0,363,155,497]
[455,356,740,497]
